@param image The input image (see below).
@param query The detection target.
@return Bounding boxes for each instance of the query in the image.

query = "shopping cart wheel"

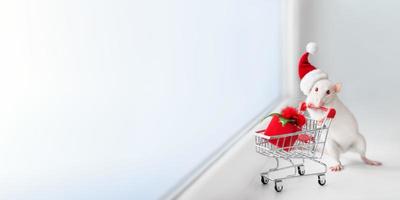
[318,174,326,186]
[274,180,283,192]
[260,176,269,185]
[297,165,305,175]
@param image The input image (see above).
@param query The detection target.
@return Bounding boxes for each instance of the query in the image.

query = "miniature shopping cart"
[254,103,336,192]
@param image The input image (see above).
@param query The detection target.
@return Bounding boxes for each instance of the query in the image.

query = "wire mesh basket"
[255,103,336,192]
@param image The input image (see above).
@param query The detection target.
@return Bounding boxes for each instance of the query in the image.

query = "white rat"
[298,43,381,171]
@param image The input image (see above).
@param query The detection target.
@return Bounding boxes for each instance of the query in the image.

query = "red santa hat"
[298,42,328,95]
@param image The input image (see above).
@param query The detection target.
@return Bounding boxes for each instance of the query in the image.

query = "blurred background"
[1,0,400,199]
[297,0,400,124]
[0,0,280,199]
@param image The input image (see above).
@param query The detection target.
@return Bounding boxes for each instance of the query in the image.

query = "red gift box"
[260,107,306,151]
[265,116,301,151]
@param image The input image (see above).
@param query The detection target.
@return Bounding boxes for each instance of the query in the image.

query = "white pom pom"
[306,42,318,54]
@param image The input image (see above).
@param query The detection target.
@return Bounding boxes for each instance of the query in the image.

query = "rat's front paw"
[330,164,344,172]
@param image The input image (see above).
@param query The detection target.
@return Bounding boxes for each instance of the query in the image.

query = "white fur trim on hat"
[306,42,318,54]
[300,69,328,95]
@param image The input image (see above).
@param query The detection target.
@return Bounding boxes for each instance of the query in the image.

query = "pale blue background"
[0,0,280,199]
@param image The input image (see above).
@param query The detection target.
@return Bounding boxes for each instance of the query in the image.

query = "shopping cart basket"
[254,103,336,192]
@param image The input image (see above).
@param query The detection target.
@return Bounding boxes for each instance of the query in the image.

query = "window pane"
[0,0,280,199]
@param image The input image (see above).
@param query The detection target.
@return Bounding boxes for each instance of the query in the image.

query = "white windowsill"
[163,97,292,199]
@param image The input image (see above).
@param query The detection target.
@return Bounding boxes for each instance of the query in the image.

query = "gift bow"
[261,113,296,127]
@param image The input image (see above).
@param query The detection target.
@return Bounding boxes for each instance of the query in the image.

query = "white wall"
[296,0,400,136]
[0,0,281,199]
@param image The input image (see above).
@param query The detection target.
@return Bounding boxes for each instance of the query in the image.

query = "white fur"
[300,69,328,95]
[305,79,380,169]
[306,42,318,54]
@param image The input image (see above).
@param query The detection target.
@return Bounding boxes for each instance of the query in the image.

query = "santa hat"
[298,42,328,95]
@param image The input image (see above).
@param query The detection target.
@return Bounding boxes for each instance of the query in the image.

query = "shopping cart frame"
[254,102,336,192]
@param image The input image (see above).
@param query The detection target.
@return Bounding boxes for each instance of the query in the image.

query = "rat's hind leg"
[325,140,344,171]
[352,134,382,166]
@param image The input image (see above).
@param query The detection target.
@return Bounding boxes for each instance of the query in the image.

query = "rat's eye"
[326,90,331,95]
[315,87,318,92]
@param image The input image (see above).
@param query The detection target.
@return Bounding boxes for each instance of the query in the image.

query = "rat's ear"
[334,83,342,93]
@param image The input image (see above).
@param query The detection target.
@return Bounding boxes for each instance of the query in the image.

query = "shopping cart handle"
[255,129,265,133]
[299,102,307,112]
[327,108,336,118]
[299,101,336,119]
